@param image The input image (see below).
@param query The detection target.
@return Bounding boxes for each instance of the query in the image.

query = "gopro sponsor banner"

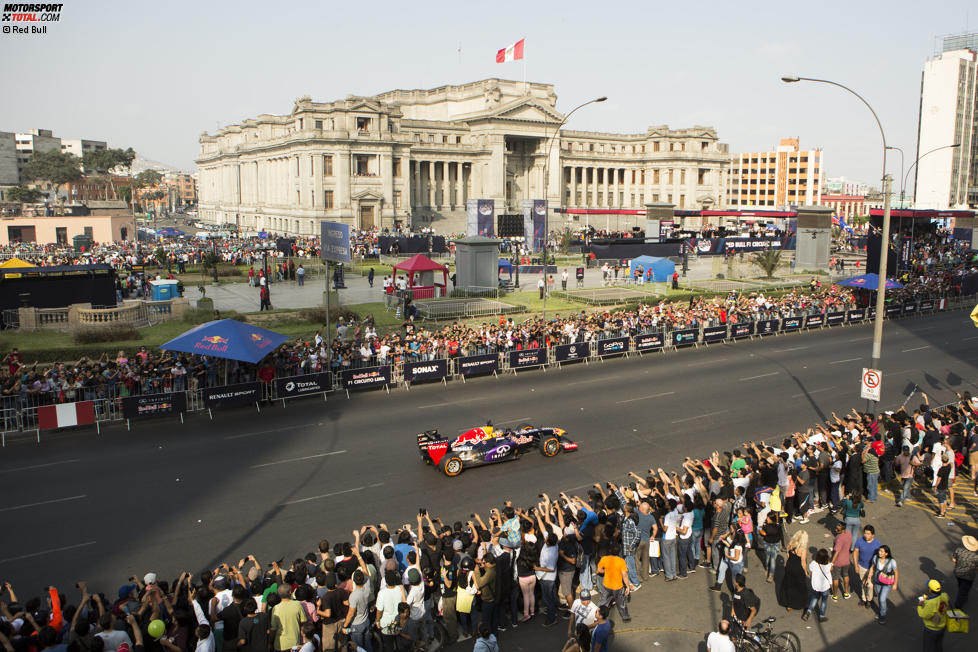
[342,366,392,391]
[634,332,665,351]
[826,311,846,325]
[730,322,754,339]
[903,302,917,314]
[671,328,698,347]
[756,319,780,335]
[274,372,333,399]
[509,348,547,369]
[781,316,802,331]
[597,336,630,356]
[202,382,262,410]
[121,392,187,420]
[458,353,498,377]
[847,308,865,322]
[403,359,448,383]
[553,342,590,363]
[804,314,825,328]
[703,326,728,343]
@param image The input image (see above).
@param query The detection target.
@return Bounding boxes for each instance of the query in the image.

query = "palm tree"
[750,248,783,278]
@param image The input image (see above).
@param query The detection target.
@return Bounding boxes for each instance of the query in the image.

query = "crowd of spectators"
[1,388,976,652]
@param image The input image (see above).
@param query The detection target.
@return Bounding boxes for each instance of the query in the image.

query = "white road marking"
[417,398,482,409]
[616,391,675,404]
[672,409,729,424]
[963,335,978,341]
[223,424,318,440]
[847,337,872,342]
[0,458,80,475]
[0,540,98,564]
[739,372,780,381]
[902,345,930,353]
[791,387,836,398]
[281,483,385,506]
[565,377,608,386]
[829,357,862,364]
[250,451,347,469]
[774,346,809,353]
[913,326,938,332]
[686,358,729,366]
[0,494,87,513]
[493,416,533,425]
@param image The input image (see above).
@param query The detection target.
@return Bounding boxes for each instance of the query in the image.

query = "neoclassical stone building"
[196,79,730,235]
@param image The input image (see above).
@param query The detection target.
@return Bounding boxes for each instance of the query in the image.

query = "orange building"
[727,138,823,209]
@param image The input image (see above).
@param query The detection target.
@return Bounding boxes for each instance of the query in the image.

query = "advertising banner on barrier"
[730,322,754,338]
[553,342,589,363]
[458,353,498,377]
[634,332,665,351]
[342,366,392,391]
[847,309,865,322]
[122,392,187,420]
[756,319,779,335]
[903,302,917,314]
[868,306,877,319]
[703,326,727,343]
[671,329,698,347]
[404,359,449,383]
[275,372,333,400]
[509,348,547,369]
[597,337,630,356]
[804,314,825,328]
[885,303,902,317]
[782,316,802,331]
[826,311,846,325]
[203,382,262,410]
[919,299,935,311]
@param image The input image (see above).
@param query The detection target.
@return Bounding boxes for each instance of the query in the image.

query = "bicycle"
[732,616,801,652]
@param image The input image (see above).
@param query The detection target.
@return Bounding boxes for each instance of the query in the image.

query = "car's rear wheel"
[517,423,534,431]
[441,455,463,477]
[540,437,560,457]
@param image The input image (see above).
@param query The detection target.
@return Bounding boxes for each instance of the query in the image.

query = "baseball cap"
[407,568,422,585]
[213,577,228,591]
[928,579,942,593]
[452,539,463,551]
[143,572,157,585]
[118,584,137,599]
[579,590,591,600]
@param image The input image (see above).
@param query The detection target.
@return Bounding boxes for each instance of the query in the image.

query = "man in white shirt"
[706,620,735,652]
[567,590,598,636]
[661,500,680,581]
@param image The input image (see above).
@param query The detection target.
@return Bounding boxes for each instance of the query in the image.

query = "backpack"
[574,540,586,570]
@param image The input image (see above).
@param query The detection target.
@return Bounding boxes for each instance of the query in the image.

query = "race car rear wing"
[417,430,450,466]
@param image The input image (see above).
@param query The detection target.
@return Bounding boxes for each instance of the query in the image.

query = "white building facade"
[196,79,730,236]
[914,37,978,209]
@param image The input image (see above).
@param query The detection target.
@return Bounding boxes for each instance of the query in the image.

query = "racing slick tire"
[517,423,534,431]
[441,455,464,477]
[540,436,561,457]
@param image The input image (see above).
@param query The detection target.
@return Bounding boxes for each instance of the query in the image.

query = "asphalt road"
[1,309,977,592]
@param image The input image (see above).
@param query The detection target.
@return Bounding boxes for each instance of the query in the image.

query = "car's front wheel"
[441,455,464,477]
[540,437,561,457]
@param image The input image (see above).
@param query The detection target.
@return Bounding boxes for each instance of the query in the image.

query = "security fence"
[1,292,973,444]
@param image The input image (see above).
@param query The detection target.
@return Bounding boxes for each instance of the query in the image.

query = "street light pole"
[886,145,905,206]
[904,143,962,207]
[541,95,607,322]
[781,75,890,375]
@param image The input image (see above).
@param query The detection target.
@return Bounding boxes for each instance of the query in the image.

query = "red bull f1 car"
[417,423,577,477]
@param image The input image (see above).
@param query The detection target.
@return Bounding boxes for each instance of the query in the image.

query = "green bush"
[298,307,360,324]
[216,267,243,277]
[184,308,247,324]
[72,324,140,344]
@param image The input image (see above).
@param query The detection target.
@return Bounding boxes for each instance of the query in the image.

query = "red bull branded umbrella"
[833,273,903,290]
[159,319,290,363]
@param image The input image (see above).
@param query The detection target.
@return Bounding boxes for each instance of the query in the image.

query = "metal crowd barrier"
[1,292,973,443]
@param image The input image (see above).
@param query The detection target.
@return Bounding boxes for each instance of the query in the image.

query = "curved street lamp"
[905,143,961,206]
[781,75,891,380]
[540,96,607,321]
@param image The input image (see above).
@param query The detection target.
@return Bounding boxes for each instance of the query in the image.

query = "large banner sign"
[467,199,495,237]
[804,314,825,328]
[903,302,917,315]
[672,328,698,347]
[509,348,547,369]
[634,332,665,351]
[730,322,754,339]
[756,319,779,335]
[458,353,498,377]
[847,308,865,322]
[403,359,448,383]
[320,221,351,263]
[203,382,262,410]
[885,303,902,318]
[918,299,935,311]
[342,366,391,391]
[782,316,802,331]
[275,372,332,399]
[522,199,547,251]
[693,237,785,255]
[826,311,846,325]
[703,326,727,343]
[553,342,589,363]
[122,392,186,420]
[597,337,630,356]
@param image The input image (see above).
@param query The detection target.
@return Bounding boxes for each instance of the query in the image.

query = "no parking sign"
[860,368,881,402]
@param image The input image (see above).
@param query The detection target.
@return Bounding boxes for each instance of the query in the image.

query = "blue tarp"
[157,227,186,237]
[628,255,675,282]
[498,258,513,277]
[159,318,290,363]
[834,273,904,290]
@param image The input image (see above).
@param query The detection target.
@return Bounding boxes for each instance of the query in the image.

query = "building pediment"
[351,188,384,201]
[457,97,564,124]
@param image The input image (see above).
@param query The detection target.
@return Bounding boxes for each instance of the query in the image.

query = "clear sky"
[1,0,974,186]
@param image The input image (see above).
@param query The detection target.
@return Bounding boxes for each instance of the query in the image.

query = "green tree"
[750,248,783,279]
[134,169,163,188]
[82,147,136,175]
[559,228,573,254]
[21,149,82,185]
[118,185,132,204]
[4,186,43,203]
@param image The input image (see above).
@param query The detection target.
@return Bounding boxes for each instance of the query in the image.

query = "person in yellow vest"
[917,578,950,652]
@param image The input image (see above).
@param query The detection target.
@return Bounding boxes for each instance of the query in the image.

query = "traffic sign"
[860,367,881,402]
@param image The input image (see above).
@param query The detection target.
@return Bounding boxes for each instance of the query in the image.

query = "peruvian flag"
[37,401,96,430]
[496,39,525,63]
